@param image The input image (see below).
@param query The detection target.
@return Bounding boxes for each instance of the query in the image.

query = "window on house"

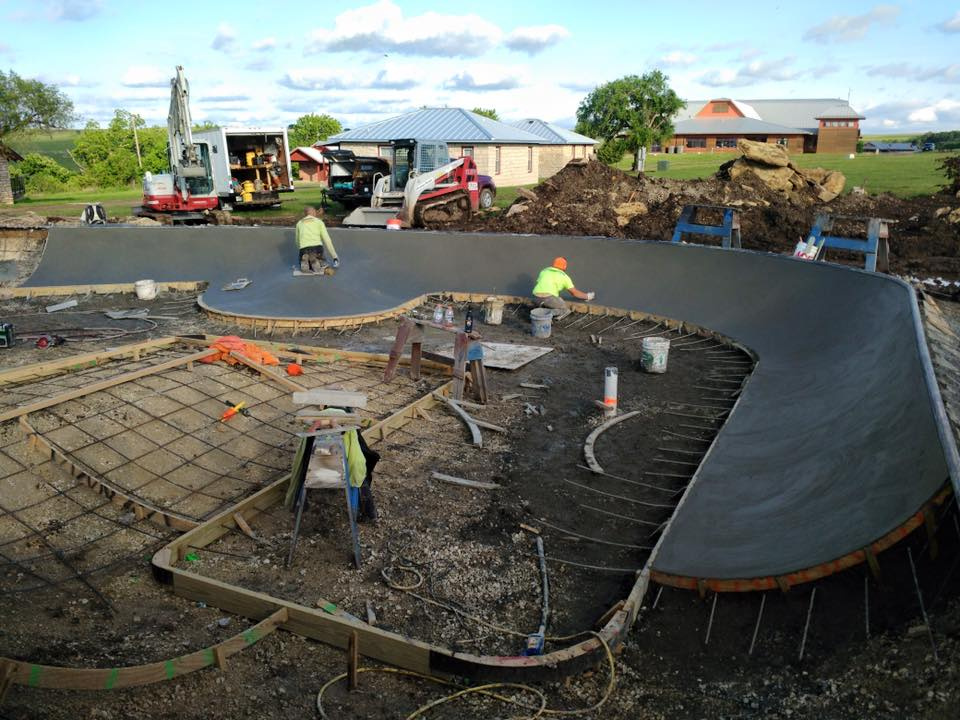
[777,137,789,146]
[378,145,391,158]
[685,138,706,148]
[461,146,474,157]
[715,138,738,148]
[712,102,729,113]
[527,146,533,173]
[495,145,501,174]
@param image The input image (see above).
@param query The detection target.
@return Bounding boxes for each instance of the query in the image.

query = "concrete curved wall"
[26,227,959,581]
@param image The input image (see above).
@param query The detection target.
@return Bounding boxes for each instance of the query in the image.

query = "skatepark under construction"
[2,225,960,702]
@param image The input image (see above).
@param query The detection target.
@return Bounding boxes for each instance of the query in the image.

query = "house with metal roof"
[325,107,596,185]
[664,98,864,155]
[512,119,597,177]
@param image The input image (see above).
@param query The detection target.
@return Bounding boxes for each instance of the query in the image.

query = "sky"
[2,0,959,134]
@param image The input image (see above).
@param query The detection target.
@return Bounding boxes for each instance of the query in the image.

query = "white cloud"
[937,11,960,33]
[368,69,418,90]
[120,65,170,88]
[866,63,960,83]
[804,4,899,44]
[253,37,276,52]
[861,98,960,129]
[46,0,102,21]
[504,25,570,54]
[444,64,522,91]
[245,58,273,72]
[699,58,800,87]
[38,73,98,88]
[211,23,236,52]
[305,0,502,57]
[658,51,698,68]
[278,69,349,91]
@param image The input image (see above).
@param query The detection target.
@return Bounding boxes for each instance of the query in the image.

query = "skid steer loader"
[342,139,480,228]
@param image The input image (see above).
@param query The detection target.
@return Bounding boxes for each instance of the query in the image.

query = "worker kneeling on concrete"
[296,206,339,273]
[532,256,594,320]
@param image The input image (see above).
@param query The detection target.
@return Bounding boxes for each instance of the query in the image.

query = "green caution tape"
[164,659,176,680]
[203,648,214,666]
[184,552,199,562]
[27,665,42,687]
[104,667,120,690]
[321,602,337,614]
[243,628,259,645]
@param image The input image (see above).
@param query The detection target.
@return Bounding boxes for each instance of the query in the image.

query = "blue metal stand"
[671,204,742,249]
[805,213,890,273]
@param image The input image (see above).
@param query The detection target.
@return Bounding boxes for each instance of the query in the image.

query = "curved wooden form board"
[0,608,287,690]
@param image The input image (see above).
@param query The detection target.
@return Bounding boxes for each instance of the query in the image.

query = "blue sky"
[2,0,959,132]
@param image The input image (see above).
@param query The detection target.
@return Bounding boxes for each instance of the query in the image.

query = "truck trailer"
[192,127,295,209]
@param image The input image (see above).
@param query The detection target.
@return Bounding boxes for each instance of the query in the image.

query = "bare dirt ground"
[0,290,959,719]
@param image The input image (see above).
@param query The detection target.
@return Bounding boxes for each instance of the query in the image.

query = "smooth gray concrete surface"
[26,226,958,579]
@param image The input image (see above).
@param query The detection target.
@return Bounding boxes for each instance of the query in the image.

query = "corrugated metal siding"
[512,119,598,145]
[673,117,808,135]
[675,99,863,132]
[328,108,546,144]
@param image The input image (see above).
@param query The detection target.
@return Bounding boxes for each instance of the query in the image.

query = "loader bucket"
[342,207,403,227]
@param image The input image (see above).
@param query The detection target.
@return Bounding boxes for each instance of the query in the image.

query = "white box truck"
[192,127,295,209]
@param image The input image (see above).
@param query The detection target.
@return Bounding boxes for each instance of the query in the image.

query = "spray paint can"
[464,307,474,333]
[444,305,454,326]
[603,366,618,417]
[433,304,444,324]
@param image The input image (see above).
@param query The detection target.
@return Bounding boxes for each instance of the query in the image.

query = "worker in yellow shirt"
[532,256,595,320]
[296,206,339,273]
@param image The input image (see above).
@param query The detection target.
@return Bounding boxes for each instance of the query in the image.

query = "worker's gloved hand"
[332,258,340,268]
[586,292,595,301]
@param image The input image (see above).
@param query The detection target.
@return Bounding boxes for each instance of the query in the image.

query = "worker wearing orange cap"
[532,257,595,320]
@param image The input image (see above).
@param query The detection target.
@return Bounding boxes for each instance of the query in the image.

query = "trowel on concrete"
[292,264,336,278]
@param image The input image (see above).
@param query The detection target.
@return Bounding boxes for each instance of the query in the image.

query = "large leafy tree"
[0,70,75,204]
[288,113,342,148]
[576,71,684,171]
[73,110,168,188]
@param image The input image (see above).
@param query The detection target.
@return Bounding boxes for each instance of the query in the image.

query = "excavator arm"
[167,66,207,199]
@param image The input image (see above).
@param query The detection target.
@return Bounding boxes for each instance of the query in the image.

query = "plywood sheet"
[427,341,553,370]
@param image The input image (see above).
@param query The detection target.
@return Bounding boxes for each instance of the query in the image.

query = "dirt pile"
[439,159,960,278]
[720,139,847,202]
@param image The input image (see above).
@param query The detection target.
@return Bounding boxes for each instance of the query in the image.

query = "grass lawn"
[613,150,950,197]
[0,183,337,220]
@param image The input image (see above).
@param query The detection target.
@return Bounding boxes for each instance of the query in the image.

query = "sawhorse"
[384,316,488,403]
[806,213,891,272]
[671,204,742,248]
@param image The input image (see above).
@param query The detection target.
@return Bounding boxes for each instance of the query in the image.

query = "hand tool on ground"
[220,400,249,422]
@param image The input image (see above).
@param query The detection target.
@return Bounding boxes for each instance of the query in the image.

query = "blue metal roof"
[511,119,598,145]
[327,107,547,144]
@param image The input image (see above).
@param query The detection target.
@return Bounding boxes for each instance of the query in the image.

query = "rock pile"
[720,139,847,202]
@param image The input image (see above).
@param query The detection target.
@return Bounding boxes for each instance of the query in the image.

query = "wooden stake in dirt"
[348,631,359,691]
[431,472,500,490]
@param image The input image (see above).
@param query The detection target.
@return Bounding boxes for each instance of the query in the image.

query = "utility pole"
[130,114,142,169]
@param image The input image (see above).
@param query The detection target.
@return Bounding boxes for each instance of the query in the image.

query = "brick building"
[664,98,864,155]
[327,108,596,185]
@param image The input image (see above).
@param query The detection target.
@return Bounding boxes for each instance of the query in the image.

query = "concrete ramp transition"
[24,226,960,585]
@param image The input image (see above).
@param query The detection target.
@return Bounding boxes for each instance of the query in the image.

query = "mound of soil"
[437,160,960,279]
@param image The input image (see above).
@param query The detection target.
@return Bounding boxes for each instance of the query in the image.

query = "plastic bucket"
[134,279,157,301]
[641,337,670,373]
[483,297,504,325]
[530,307,553,338]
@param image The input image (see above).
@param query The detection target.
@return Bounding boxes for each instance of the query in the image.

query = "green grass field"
[614,150,950,197]
[6,130,84,171]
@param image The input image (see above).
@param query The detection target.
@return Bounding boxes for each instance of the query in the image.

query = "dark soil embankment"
[435,160,960,279]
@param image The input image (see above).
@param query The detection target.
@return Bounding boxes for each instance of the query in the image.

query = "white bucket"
[641,337,670,373]
[483,297,504,325]
[530,307,553,338]
[134,279,157,301]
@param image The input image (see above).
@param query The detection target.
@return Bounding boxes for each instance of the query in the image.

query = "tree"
[72,110,168,188]
[576,71,684,172]
[472,108,499,121]
[0,70,75,204]
[11,152,77,194]
[288,113,342,148]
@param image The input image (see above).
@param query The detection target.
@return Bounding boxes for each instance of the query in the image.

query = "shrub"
[940,154,960,194]
[596,138,628,165]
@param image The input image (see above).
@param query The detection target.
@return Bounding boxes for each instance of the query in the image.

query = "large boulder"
[730,159,795,192]
[737,138,790,167]
[796,166,829,184]
[821,171,846,196]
